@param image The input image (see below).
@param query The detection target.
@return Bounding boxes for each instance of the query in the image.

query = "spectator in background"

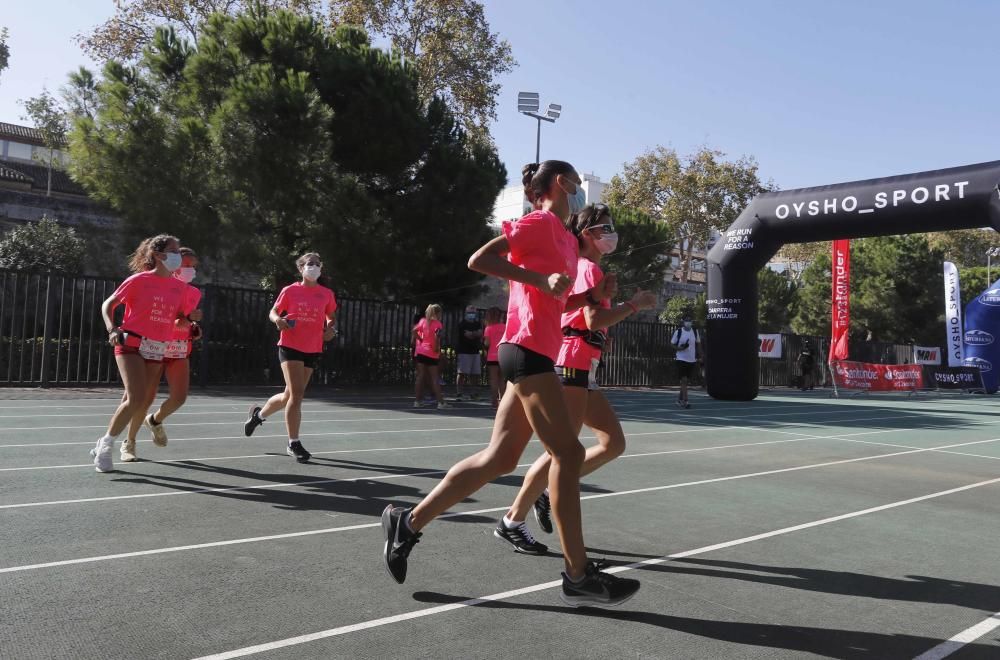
[455,305,484,400]
[412,304,448,409]
[482,306,505,408]
[798,341,816,391]
[671,314,700,408]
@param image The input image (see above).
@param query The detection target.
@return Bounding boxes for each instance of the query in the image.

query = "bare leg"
[487,364,501,407]
[155,358,190,422]
[414,363,426,402]
[107,355,153,437]
[428,364,444,404]
[278,360,311,439]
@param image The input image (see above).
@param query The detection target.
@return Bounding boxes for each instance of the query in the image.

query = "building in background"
[490,172,607,225]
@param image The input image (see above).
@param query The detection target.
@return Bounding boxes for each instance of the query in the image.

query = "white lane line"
[0,425,749,472]
[0,415,498,432]
[192,474,1000,660]
[912,612,1000,659]
[2,433,994,570]
[0,425,496,448]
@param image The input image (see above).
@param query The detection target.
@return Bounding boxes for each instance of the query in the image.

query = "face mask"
[465,313,477,321]
[566,183,587,215]
[683,321,692,330]
[162,252,182,272]
[302,265,321,281]
[593,232,619,255]
[176,267,196,283]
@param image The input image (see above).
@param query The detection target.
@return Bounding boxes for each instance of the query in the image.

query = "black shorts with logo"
[556,365,590,389]
[498,343,555,385]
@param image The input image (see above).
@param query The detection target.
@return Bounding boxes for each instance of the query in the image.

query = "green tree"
[774,240,829,283]
[958,266,993,308]
[758,266,798,332]
[602,206,672,297]
[0,217,85,273]
[0,27,10,83]
[605,146,774,283]
[926,229,999,269]
[68,10,505,299]
[792,235,944,345]
[78,0,513,144]
[19,89,68,197]
[659,294,706,325]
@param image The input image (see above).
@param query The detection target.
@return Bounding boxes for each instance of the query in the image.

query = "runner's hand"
[630,290,657,310]
[323,327,337,342]
[540,272,572,297]
[108,329,123,346]
[275,318,291,331]
[190,324,203,340]
[594,272,618,300]
[188,309,203,322]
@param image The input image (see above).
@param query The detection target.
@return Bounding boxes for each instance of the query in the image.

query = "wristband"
[585,290,600,306]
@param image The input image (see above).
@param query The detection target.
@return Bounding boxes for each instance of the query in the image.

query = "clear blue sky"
[2,0,999,191]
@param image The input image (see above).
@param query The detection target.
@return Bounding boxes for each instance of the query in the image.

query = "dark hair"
[570,203,611,237]
[128,234,179,273]
[485,306,503,325]
[179,247,197,258]
[521,160,576,206]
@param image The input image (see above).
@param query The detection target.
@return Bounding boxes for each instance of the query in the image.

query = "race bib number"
[138,337,167,361]
[163,340,190,360]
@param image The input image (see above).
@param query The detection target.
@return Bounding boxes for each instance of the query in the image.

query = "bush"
[0,217,85,273]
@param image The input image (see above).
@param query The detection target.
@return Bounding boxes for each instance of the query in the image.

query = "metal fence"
[0,268,926,389]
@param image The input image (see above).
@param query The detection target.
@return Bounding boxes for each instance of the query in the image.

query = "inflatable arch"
[706,160,1000,400]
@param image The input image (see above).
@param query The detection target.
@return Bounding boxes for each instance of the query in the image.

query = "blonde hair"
[296,252,321,270]
[425,303,442,320]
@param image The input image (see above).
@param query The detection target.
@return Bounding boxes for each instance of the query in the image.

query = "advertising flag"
[829,240,850,362]
[943,261,963,367]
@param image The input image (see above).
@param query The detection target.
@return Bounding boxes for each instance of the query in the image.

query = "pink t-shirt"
[273,283,337,354]
[500,210,579,361]
[171,285,202,341]
[483,323,504,362]
[113,271,189,342]
[557,258,611,370]
[414,318,443,359]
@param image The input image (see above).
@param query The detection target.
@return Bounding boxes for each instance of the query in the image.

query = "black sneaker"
[382,505,421,584]
[244,406,264,437]
[286,440,311,463]
[533,491,553,534]
[683,400,691,409]
[560,559,641,608]
[493,520,548,555]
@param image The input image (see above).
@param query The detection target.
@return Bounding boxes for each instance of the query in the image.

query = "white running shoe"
[120,438,137,462]
[145,414,168,447]
[91,437,114,472]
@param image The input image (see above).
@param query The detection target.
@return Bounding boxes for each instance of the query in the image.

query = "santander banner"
[828,240,850,362]
[943,261,963,367]
[831,360,924,392]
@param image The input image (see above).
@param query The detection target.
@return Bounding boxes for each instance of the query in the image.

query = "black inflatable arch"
[706,160,1000,401]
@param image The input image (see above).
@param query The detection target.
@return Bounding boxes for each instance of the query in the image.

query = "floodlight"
[546,104,561,120]
[517,92,540,114]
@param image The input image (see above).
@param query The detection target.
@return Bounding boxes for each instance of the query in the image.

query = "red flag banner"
[829,239,850,362]
[830,361,924,392]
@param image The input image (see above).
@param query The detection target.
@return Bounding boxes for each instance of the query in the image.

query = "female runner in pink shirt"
[119,247,204,461]
[482,306,505,408]
[498,204,657,549]
[93,235,188,472]
[243,252,337,463]
[381,161,640,607]
[412,303,448,408]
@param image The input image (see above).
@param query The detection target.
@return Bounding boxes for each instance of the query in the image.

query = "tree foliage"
[925,229,1000,270]
[601,206,672,297]
[0,217,85,273]
[77,0,512,143]
[19,89,69,196]
[792,235,944,345]
[774,240,829,282]
[758,267,798,332]
[68,9,505,297]
[0,27,9,84]
[605,146,774,283]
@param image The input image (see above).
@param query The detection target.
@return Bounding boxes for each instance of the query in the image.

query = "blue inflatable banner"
[962,277,1000,393]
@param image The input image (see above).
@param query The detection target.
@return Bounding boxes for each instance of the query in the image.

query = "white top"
[672,327,699,363]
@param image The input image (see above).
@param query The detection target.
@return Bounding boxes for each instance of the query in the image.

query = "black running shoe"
[493,520,548,555]
[533,491,553,534]
[560,559,641,608]
[244,406,264,437]
[286,440,311,463]
[382,505,421,584]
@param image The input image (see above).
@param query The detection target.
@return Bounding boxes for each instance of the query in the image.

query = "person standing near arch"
[672,313,700,408]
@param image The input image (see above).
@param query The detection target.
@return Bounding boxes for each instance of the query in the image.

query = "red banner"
[831,361,924,391]
[829,240,850,362]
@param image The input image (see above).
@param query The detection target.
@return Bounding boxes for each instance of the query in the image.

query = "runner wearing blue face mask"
[455,305,483,400]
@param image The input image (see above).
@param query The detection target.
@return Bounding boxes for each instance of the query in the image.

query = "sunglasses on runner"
[587,223,616,235]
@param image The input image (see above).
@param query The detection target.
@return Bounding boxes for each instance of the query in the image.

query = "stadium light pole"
[517,92,561,163]
[987,247,1000,282]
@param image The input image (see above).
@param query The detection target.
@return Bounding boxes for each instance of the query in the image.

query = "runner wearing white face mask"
[672,314,700,408]
[243,252,337,463]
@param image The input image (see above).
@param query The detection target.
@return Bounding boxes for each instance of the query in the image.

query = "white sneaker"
[91,437,114,472]
[120,438,137,462]
[145,414,168,447]
[413,401,422,408]
[437,401,451,409]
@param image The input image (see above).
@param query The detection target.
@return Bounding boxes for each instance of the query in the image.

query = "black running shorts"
[279,346,323,370]
[498,343,555,385]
